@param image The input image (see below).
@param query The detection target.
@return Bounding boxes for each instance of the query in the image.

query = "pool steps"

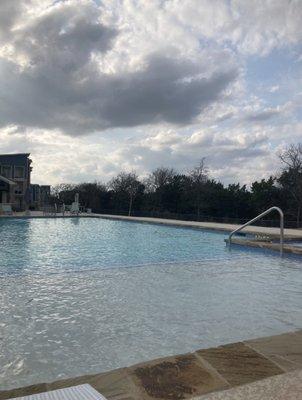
[228,206,284,256]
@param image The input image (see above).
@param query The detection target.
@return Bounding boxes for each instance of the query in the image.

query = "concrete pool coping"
[1,330,301,400]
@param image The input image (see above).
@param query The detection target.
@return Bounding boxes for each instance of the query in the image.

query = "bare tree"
[144,167,176,211]
[109,172,140,216]
[279,143,302,170]
[51,183,76,198]
[145,167,176,193]
[189,158,208,219]
[278,143,302,227]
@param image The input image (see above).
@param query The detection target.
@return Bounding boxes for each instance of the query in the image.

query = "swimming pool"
[1,217,301,389]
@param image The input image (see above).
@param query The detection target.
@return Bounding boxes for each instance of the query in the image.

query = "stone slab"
[129,353,228,399]
[0,369,139,400]
[193,369,302,400]
[197,342,283,387]
[0,384,48,400]
[46,368,140,400]
[246,330,302,371]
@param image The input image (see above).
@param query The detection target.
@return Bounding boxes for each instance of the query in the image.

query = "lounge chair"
[10,384,107,399]
[0,203,13,215]
[70,201,80,215]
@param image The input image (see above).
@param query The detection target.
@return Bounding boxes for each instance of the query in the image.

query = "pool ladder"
[228,206,284,256]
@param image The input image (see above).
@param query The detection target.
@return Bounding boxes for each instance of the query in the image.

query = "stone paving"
[195,369,302,400]
[1,330,301,400]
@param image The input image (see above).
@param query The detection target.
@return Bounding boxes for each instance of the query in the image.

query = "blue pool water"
[0,217,301,389]
[1,217,242,275]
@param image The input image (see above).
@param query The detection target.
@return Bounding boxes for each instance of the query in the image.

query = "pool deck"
[1,330,301,400]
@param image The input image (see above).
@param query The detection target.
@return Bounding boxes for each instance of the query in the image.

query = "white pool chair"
[70,201,80,215]
[0,203,13,215]
[11,384,107,400]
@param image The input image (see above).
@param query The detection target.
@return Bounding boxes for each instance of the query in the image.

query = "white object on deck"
[0,203,13,215]
[70,193,80,215]
[10,384,107,400]
[70,202,80,214]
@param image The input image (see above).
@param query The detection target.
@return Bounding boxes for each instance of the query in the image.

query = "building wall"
[0,153,32,211]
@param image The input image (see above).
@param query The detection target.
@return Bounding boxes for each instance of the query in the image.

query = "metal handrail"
[228,206,284,255]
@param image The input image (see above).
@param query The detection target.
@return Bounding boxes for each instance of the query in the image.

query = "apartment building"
[0,153,33,211]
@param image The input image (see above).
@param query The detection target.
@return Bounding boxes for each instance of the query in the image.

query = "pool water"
[0,217,246,275]
[0,218,301,389]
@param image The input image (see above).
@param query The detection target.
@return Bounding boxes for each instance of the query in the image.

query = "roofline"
[0,153,31,157]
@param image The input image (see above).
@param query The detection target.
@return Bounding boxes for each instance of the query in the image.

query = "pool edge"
[1,329,301,400]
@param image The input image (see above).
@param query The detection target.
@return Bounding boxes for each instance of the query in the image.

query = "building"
[30,184,51,209]
[0,153,32,211]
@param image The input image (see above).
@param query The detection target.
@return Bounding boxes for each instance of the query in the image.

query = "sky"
[0,0,301,186]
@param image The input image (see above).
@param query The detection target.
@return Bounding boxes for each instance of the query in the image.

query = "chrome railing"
[228,206,284,255]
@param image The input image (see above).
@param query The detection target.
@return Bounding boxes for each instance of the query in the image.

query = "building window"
[1,165,12,178]
[14,166,25,179]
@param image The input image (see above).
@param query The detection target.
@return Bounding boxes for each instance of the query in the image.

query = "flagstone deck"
[196,369,302,400]
[1,330,301,400]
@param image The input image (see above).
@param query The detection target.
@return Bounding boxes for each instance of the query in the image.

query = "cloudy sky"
[0,0,301,185]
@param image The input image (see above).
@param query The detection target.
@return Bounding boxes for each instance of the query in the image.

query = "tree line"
[52,143,302,228]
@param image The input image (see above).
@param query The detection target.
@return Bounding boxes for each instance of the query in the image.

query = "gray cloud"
[0,0,238,136]
[0,54,238,135]
[13,1,117,70]
[0,0,24,41]
[94,57,238,129]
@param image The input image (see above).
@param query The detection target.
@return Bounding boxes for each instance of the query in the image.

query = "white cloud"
[269,85,280,93]
[2,119,301,186]
[165,0,302,55]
